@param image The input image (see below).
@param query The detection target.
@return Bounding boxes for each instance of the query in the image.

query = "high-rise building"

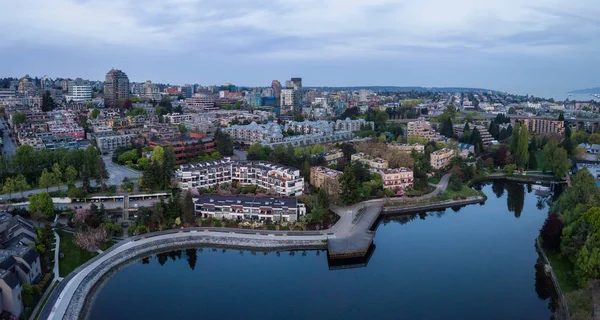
[280,88,296,112]
[104,69,130,108]
[271,80,282,101]
[68,78,89,93]
[40,75,53,89]
[290,77,303,109]
[66,86,92,102]
[17,75,34,96]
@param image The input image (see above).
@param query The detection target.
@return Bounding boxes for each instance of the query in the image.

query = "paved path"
[53,230,60,279]
[47,231,328,320]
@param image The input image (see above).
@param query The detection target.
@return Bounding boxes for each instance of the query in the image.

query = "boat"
[532,184,550,192]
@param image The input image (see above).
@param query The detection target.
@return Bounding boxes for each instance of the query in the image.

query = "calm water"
[88,181,556,320]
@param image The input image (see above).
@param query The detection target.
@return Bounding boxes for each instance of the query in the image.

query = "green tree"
[339,166,360,204]
[14,144,36,182]
[2,177,14,200]
[150,146,166,164]
[52,162,63,190]
[137,157,149,169]
[181,191,195,225]
[12,112,26,125]
[65,165,78,184]
[22,283,33,307]
[91,108,100,119]
[41,90,55,112]
[509,122,521,155]
[29,192,54,220]
[14,174,30,198]
[39,169,55,192]
[589,133,600,145]
[516,124,529,169]
[542,139,571,179]
[571,130,587,145]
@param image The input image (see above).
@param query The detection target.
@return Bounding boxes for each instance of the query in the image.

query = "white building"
[165,113,193,125]
[193,195,306,222]
[94,132,137,154]
[176,158,304,196]
[280,88,296,111]
[66,85,92,102]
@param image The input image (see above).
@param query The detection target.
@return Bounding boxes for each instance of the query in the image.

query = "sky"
[0,0,599,99]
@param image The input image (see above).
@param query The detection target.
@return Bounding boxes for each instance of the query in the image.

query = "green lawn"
[427,177,440,185]
[444,184,480,200]
[57,230,98,277]
[544,248,579,293]
[535,150,544,171]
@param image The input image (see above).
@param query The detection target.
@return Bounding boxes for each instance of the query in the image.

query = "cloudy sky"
[1,0,598,98]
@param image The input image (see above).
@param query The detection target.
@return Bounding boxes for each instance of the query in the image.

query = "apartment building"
[94,131,137,154]
[407,118,444,142]
[379,168,414,191]
[104,69,130,108]
[388,143,425,153]
[280,88,296,111]
[176,158,304,196]
[511,117,565,136]
[66,85,92,102]
[149,135,216,165]
[453,123,497,146]
[165,113,194,125]
[310,166,342,195]
[351,152,388,171]
[333,118,374,132]
[193,195,306,222]
[185,93,217,111]
[225,122,284,144]
[430,148,455,169]
[324,149,344,166]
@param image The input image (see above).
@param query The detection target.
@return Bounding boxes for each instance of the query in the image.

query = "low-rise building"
[511,117,565,136]
[310,166,342,195]
[430,148,455,169]
[165,113,194,125]
[407,118,444,142]
[324,149,344,166]
[379,168,414,191]
[351,153,388,171]
[388,143,425,153]
[176,158,304,196]
[193,195,306,222]
[94,131,137,154]
[149,135,216,165]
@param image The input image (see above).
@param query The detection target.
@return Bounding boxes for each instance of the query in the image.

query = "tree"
[41,90,55,112]
[509,122,520,155]
[150,146,166,164]
[29,192,54,220]
[589,133,600,145]
[91,108,100,119]
[181,190,195,225]
[215,129,233,156]
[542,139,571,179]
[186,248,197,270]
[571,130,587,145]
[14,174,30,198]
[65,165,78,184]
[515,123,529,169]
[12,112,26,125]
[339,166,360,204]
[39,169,55,192]
[22,284,33,307]
[2,177,14,200]
[539,214,564,250]
[52,162,63,190]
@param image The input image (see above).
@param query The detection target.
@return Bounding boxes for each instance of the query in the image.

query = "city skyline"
[1,0,599,99]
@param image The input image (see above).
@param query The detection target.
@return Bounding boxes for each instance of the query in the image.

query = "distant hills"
[308,86,496,93]
[569,87,600,94]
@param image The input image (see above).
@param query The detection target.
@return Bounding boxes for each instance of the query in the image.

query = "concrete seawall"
[382,196,486,215]
[42,232,327,320]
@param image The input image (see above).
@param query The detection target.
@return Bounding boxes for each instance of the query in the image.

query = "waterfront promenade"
[41,173,489,319]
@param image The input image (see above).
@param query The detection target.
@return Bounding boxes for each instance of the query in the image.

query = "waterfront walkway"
[43,173,487,319]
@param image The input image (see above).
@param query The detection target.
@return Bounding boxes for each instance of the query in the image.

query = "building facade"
[388,143,425,153]
[379,168,414,191]
[407,118,444,142]
[430,148,455,169]
[310,166,342,195]
[66,85,92,102]
[176,158,304,196]
[193,195,305,222]
[94,132,137,154]
[104,69,130,108]
[512,117,565,136]
[351,153,389,171]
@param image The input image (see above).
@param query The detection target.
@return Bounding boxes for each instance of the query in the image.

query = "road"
[0,118,18,156]
[232,149,247,160]
[103,156,141,186]
[0,158,141,200]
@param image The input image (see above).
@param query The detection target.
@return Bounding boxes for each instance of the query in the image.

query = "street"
[103,156,141,186]
[0,118,18,157]
[232,149,247,160]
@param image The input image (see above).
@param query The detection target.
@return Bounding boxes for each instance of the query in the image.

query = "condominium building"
[149,135,216,165]
[407,118,444,142]
[351,152,388,171]
[225,122,284,144]
[310,166,342,195]
[271,80,282,100]
[332,118,374,132]
[430,148,455,169]
[193,195,306,222]
[280,88,296,111]
[324,149,344,166]
[94,131,137,154]
[453,123,497,146]
[379,168,414,191]
[164,113,194,125]
[104,69,130,108]
[512,117,565,136]
[388,143,425,153]
[185,93,217,111]
[66,85,92,102]
[176,158,304,196]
